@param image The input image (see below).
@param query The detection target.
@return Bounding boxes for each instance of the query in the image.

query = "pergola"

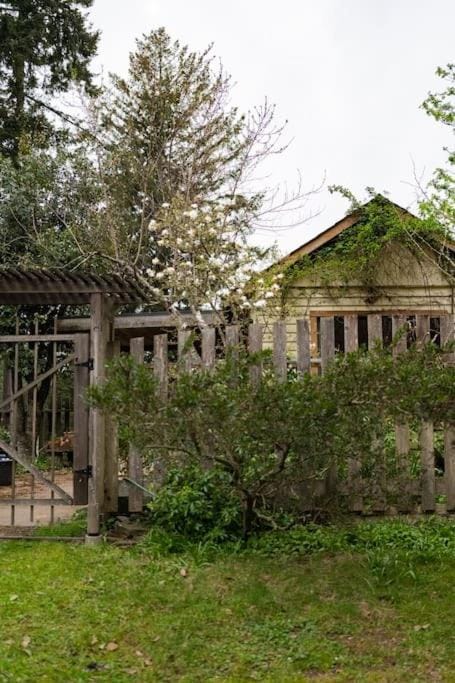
[0,268,147,541]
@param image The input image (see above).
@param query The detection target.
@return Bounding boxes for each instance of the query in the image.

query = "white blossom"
[253,299,267,309]
[162,202,170,209]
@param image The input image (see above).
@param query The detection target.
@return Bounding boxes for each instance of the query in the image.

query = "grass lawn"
[0,526,455,681]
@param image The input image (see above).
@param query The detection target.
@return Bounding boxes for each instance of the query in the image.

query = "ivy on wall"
[267,190,454,307]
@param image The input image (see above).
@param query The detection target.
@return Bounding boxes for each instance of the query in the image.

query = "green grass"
[1,521,455,681]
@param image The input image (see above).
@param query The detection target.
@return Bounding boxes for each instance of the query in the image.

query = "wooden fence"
[126,312,454,517]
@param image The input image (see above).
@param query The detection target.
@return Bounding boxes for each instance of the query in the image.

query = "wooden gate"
[0,328,90,527]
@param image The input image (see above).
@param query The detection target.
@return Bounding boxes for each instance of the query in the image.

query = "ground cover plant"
[0,517,455,681]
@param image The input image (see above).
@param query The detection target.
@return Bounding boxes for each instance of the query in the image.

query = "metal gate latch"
[75,358,94,371]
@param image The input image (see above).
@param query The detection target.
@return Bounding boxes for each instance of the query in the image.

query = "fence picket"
[128,337,145,513]
[153,334,168,400]
[320,317,336,498]
[273,321,287,382]
[178,329,193,372]
[441,314,455,510]
[416,315,435,513]
[201,328,216,369]
[296,319,311,374]
[367,314,382,349]
[248,323,263,387]
[344,315,362,513]
[392,315,411,512]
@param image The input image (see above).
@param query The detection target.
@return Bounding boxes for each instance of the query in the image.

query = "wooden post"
[153,334,169,399]
[105,340,120,513]
[178,329,193,372]
[416,315,435,513]
[420,421,435,513]
[225,325,240,350]
[248,323,263,387]
[201,328,216,370]
[441,314,455,511]
[73,334,90,505]
[445,427,455,512]
[344,315,362,513]
[368,314,386,513]
[367,314,383,350]
[392,315,411,512]
[86,293,109,541]
[273,321,287,382]
[128,337,145,513]
[320,317,337,497]
[296,319,311,374]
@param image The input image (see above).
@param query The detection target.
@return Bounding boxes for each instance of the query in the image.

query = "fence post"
[248,323,263,387]
[392,315,412,513]
[441,314,455,511]
[73,333,90,506]
[273,321,287,382]
[367,314,386,513]
[154,334,169,399]
[105,340,120,513]
[87,293,110,543]
[416,315,435,513]
[201,328,216,370]
[128,337,145,513]
[296,319,311,374]
[320,316,337,498]
[178,329,193,372]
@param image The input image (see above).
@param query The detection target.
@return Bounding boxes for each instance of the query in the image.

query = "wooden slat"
[392,315,407,354]
[440,314,455,362]
[344,314,358,353]
[296,319,311,374]
[87,292,109,535]
[73,334,90,505]
[153,334,169,399]
[248,324,263,387]
[128,337,145,513]
[178,330,193,372]
[273,321,287,382]
[395,423,411,512]
[0,499,72,506]
[392,315,411,511]
[0,439,73,503]
[420,421,435,512]
[201,328,216,369]
[0,334,75,343]
[320,316,336,497]
[105,340,120,513]
[0,354,76,411]
[320,316,335,373]
[225,325,240,349]
[445,426,455,512]
[344,315,362,513]
[416,315,430,347]
[367,314,383,348]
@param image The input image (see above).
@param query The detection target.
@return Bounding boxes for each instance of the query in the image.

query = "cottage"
[258,195,454,363]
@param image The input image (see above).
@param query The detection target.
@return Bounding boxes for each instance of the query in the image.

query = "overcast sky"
[89,0,454,256]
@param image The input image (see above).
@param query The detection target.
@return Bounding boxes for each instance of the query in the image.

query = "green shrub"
[147,465,243,542]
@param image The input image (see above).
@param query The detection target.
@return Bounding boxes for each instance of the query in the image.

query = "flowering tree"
[143,198,285,326]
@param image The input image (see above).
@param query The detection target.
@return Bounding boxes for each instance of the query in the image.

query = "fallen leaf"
[179,568,188,578]
[9,595,18,602]
[91,636,98,645]
[21,636,31,649]
[106,642,119,652]
[135,650,143,658]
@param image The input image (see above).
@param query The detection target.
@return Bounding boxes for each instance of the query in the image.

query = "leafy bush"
[147,465,242,542]
[91,340,454,540]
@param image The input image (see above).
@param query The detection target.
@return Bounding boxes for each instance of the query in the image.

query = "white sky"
[89,0,454,256]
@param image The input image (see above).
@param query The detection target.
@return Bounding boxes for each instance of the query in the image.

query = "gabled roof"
[278,196,416,267]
